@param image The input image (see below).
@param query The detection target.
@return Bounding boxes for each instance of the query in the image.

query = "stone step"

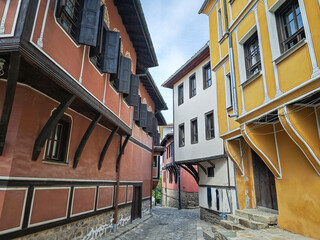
[235,209,278,225]
[227,214,269,230]
[219,220,249,231]
[202,228,215,240]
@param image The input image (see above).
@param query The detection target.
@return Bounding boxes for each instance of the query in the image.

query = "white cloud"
[141,0,209,123]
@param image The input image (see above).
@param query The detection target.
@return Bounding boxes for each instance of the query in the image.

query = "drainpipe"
[113,136,122,232]
[178,166,182,210]
[223,0,238,118]
[150,138,154,213]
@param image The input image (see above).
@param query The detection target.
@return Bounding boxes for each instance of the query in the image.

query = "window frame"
[244,32,261,79]
[208,166,215,177]
[205,111,215,140]
[190,118,198,144]
[276,0,305,53]
[226,73,233,110]
[189,74,196,98]
[178,83,184,105]
[44,114,71,163]
[203,62,212,89]
[217,8,223,41]
[55,0,81,43]
[179,123,185,147]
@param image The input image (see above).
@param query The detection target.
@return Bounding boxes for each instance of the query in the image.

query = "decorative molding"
[0,0,11,34]
[37,0,51,48]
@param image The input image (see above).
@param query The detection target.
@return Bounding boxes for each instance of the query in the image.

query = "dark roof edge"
[198,0,210,14]
[134,0,158,67]
[162,41,210,88]
[145,69,168,110]
[156,111,167,126]
[160,132,174,146]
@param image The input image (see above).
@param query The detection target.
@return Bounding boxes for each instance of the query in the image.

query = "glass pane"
[297,13,303,29]
[209,116,214,129]
[54,124,62,140]
[208,79,212,87]
[46,140,52,157]
[52,141,58,158]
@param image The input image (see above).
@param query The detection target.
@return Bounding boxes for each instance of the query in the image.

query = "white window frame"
[217,8,224,41]
[225,72,232,109]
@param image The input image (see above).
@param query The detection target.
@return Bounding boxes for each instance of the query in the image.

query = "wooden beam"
[73,113,102,168]
[32,94,75,160]
[116,135,130,172]
[208,160,215,168]
[185,163,199,180]
[0,52,21,155]
[198,163,207,175]
[98,126,119,170]
[180,165,199,184]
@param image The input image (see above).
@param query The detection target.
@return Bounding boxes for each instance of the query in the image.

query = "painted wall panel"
[30,188,69,225]
[118,186,126,205]
[127,185,133,203]
[209,8,220,67]
[277,45,312,92]
[237,12,255,41]
[72,187,96,216]
[0,189,26,231]
[231,0,249,20]
[97,186,114,210]
[243,76,265,111]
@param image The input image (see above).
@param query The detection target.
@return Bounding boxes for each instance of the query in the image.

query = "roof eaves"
[133,0,158,67]
[162,41,210,88]
[198,0,210,14]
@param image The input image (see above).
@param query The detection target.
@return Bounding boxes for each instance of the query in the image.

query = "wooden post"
[0,52,21,155]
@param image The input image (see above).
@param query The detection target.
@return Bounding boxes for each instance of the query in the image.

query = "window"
[179,124,185,147]
[169,170,173,184]
[56,0,80,38]
[208,166,215,177]
[218,9,223,40]
[153,156,157,167]
[205,111,215,140]
[276,0,305,52]
[190,118,198,144]
[178,84,184,105]
[203,63,212,89]
[189,74,196,98]
[226,73,233,109]
[45,115,71,162]
[244,33,261,78]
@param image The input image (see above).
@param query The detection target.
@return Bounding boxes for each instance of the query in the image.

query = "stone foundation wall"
[15,199,150,240]
[161,188,198,209]
[200,207,222,224]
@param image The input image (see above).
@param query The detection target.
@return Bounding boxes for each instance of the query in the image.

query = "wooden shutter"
[152,117,157,136]
[89,5,105,58]
[139,104,147,128]
[133,96,141,122]
[77,0,100,46]
[146,111,153,133]
[101,30,120,74]
[128,74,139,106]
[118,56,132,94]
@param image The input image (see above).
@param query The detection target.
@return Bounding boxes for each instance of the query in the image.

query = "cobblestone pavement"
[116,207,199,240]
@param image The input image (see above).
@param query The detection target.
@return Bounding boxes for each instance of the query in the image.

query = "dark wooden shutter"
[139,104,147,128]
[128,74,139,106]
[152,117,157,136]
[146,111,153,133]
[77,0,100,46]
[153,131,160,146]
[89,5,105,58]
[133,96,141,122]
[101,30,120,74]
[118,56,132,94]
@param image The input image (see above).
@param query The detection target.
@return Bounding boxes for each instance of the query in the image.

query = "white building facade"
[163,42,237,222]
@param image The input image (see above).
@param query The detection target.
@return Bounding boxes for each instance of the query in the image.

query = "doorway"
[252,150,278,210]
[131,185,142,221]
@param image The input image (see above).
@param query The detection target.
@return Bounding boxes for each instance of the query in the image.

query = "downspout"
[113,136,122,232]
[150,137,154,212]
[223,0,238,118]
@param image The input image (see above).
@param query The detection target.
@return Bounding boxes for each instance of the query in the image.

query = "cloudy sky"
[140,0,209,124]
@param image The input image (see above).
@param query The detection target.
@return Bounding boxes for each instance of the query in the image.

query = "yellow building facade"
[200,0,320,238]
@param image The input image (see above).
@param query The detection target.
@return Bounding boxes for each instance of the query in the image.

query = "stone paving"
[115,207,200,240]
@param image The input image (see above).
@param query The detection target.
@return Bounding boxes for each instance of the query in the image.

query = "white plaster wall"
[199,186,237,214]
[198,158,235,187]
[173,58,224,162]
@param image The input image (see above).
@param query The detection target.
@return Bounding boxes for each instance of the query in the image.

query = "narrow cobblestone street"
[117,207,199,240]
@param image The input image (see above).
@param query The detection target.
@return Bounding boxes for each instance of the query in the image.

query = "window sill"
[240,71,262,88]
[42,160,69,166]
[226,106,233,111]
[274,39,307,65]
[191,141,198,145]
[219,33,228,44]
[206,137,215,141]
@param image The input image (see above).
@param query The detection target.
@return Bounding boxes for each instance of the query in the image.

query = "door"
[252,150,278,210]
[131,185,142,221]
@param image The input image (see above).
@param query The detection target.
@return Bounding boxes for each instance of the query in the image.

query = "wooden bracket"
[180,164,199,184]
[208,160,215,168]
[116,135,130,172]
[0,52,21,155]
[73,113,102,168]
[198,162,207,175]
[32,94,75,160]
[98,126,119,170]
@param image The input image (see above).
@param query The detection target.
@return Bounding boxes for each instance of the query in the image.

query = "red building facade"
[161,133,199,208]
[0,0,166,239]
